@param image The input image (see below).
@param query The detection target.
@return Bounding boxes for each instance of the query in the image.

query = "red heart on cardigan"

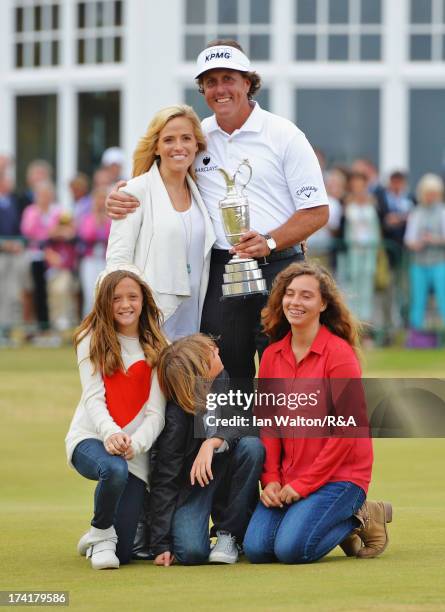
[104,360,152,428]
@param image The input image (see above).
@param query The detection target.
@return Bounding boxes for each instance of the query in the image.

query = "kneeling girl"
[65,269,167,569]
[244,262,391,564]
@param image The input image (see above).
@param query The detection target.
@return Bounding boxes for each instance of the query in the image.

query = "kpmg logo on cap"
[205,47,233,63]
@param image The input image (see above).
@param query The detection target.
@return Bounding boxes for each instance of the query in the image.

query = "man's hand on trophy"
[230,230,270,258]
[105,180,140,220]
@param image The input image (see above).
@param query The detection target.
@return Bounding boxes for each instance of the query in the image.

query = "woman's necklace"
[165,178,193,274]
[166,181,191,212]
[179,203,193,274]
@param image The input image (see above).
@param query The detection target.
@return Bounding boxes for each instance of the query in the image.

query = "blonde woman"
[404,173,445,332]
[105,105,215,341]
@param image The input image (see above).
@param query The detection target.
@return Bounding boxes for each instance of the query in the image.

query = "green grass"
[1,346,445,611]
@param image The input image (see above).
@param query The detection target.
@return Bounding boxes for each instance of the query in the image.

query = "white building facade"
[1,0,445,207]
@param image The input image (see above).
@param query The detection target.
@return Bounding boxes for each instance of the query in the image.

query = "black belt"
[264,247,304,263]
[211,246,304,265]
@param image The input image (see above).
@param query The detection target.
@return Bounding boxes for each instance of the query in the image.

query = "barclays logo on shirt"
[195,153,218,174]
[296,185,318,199]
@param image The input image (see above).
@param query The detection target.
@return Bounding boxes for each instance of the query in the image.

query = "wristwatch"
[263,233,277,254]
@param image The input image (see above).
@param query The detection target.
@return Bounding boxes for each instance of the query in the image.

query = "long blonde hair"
[262,262,362,356]
[74,270,168,376]
[132,105,207,180]
[157,334,216,415]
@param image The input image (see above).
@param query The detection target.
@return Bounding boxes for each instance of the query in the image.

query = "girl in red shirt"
[244,262,391,564]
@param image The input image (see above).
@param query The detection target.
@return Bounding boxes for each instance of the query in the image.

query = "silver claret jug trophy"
[218,159,268,298]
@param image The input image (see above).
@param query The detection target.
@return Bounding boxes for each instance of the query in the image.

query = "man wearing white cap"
[106,40,328,380]
[101,146,125,184]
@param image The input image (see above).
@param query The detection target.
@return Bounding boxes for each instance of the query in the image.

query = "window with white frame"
[294,0,382,62]
[76,0,124,64]
[408,0,445,61]
[184,0,271,62]
[295,88,380,166]
[14,1,61,68]
[410,89,445,185]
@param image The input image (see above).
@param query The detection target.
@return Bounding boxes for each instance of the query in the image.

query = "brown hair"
[157,334,217,415]
[132,104,207,180]
[262,262,362,355]
[74,270,168,376]
[197,39,262,100]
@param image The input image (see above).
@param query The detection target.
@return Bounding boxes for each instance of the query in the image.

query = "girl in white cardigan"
[105,105,215,341]
[65,269,168,569]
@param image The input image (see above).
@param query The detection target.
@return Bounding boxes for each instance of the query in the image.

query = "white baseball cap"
[101,146,124,167]
[195,45,251,79]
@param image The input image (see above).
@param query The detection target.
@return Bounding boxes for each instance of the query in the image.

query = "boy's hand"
[260,482,283,508]
[190,438,223,487]
[154,551,174,567]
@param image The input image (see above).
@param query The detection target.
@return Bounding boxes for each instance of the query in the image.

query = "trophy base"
[221,256,268,299]
[221,280,268,298]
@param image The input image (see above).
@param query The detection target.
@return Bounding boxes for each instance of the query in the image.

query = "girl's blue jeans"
[244,481,366,564]
[72,438,145,564]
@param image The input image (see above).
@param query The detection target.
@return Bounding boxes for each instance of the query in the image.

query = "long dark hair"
[262,262,362,355]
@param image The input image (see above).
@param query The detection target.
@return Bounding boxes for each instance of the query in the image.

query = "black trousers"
[31,260,49,329]
[200,249,304,379]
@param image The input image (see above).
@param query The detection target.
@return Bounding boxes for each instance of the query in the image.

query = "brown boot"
[354,500,392,558]
[339,533,362,556]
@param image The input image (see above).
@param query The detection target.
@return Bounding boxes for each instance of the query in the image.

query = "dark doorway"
[15,94,57,191]
[77,90,120,177]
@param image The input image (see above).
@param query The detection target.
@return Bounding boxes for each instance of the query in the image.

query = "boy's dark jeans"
[171,436,265,565]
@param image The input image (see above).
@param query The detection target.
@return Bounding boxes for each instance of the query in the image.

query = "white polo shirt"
[194,102,328,249]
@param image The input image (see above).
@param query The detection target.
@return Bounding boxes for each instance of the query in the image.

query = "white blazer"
[105,163,216,321]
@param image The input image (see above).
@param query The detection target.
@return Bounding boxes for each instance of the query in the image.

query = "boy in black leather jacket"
[149,334,264,565]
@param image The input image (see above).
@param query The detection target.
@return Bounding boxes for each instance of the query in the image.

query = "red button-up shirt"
[259,325,373,497]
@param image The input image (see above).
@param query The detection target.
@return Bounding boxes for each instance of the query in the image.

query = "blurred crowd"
[0,148,123,346]
[1,149,445,348]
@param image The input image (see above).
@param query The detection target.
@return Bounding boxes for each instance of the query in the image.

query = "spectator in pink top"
[45,212,78,331]
[20,181,61,330]
[78,187,111,316]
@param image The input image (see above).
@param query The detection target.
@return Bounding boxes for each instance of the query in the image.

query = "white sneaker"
[77,532,90,556]
[87,540,120,570]
[80,526,120,570]
[208,531,239,564]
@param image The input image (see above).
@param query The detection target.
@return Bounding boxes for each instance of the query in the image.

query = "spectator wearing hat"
[101,147,126,184]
